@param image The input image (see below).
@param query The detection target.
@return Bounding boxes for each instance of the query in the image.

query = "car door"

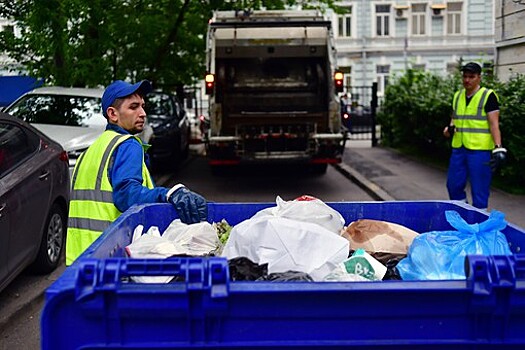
[0,178,10,287]
[1,120,51,278]
[1,121,17,287]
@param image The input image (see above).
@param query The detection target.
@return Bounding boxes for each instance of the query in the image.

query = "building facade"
[0,17,20,75]
[330,1,496,99]
[495,0,525,81]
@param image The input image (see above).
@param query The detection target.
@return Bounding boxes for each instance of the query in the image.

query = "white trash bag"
[221,196,349,281]
[252,195,345,234]
[125,220,220,283]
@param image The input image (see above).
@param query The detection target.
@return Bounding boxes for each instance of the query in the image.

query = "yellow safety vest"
[451,87,497,150]
[66,130,154,265]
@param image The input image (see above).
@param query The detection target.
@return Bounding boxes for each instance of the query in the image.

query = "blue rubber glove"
[167,185,207,224]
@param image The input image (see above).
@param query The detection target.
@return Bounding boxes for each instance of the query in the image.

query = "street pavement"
[1,141,524,339]
[337,140,525,229]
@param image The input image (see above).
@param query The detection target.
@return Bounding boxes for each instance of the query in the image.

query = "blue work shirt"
[106,124,169,212]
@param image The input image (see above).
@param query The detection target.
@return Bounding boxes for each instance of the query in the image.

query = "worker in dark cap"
[443,62,506,210]
[66,80,208,265]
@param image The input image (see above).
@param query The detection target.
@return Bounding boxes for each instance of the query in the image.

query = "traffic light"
[334,71,344,93]
[205,73,215,95]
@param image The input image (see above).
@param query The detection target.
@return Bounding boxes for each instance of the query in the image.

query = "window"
[411,4,427,35]
[446,2,462,35]
[376,5,391,36]
[0,122,37,176]
[145,93,175,117]
[337,6,352,37]
[6,94,104,127]
[376,65,390,94]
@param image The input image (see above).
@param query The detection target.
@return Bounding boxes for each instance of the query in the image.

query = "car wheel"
[30,203,66,274]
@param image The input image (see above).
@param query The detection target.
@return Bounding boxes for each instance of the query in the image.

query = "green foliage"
[378,69,525,192]
[496,74,525,190]
[0,0,337,89]
[377,69,458,157]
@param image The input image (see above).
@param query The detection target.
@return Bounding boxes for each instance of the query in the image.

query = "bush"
[378,70,525,193]
[378,69,458,158]
[496,74,525,191]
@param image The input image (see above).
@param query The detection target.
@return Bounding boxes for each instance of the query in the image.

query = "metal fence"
[340,82,379,146]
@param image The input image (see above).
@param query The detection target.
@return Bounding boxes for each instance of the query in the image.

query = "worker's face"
[108,93,147,134]
[462,72,481,93]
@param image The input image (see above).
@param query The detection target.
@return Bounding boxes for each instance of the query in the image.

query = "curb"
[333,163,396,202]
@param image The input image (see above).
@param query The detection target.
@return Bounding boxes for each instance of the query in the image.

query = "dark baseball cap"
[460,62,482,74]
[101,80,152,118]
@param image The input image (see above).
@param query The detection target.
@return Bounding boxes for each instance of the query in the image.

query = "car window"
[146,94,176,118]
[0,122,39,177]
[6,94,105,127]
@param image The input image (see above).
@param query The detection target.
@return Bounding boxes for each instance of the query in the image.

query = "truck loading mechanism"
[204,10,347,174]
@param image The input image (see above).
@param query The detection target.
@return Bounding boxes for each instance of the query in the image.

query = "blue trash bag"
[397,210,511,280]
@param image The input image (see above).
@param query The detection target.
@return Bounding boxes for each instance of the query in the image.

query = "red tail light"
[59,151,69,163]
[334,71,344,93]
[205,73,215,95]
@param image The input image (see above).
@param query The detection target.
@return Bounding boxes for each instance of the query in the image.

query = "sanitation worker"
[66,80,207,265]
[443,62,507,210]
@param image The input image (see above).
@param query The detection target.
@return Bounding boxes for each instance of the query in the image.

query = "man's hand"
[490,147,507,173]
[443,124,455,138]
[167,186,207,224]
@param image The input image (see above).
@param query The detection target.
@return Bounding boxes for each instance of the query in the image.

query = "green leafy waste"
[213,219,232,245]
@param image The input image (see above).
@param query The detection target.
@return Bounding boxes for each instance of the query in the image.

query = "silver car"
[0,112,70,292]
[4,86,153,173]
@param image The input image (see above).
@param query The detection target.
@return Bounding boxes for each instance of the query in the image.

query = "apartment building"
[495,0,525,81]
[330,1,496,98]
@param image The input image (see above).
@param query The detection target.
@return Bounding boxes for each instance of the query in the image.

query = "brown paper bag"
[341,219,419,264]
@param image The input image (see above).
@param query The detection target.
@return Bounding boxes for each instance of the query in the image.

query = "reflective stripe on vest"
[66,130,154,265]
[451,87,495,150]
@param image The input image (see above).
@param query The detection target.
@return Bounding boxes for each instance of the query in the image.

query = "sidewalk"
[337,141,525,229]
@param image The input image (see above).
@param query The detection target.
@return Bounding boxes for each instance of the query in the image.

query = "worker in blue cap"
[66,80,207,265]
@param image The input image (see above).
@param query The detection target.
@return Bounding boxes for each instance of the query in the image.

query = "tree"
[0,0,337,88]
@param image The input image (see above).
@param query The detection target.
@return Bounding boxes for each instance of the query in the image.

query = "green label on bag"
[343,257,376,280]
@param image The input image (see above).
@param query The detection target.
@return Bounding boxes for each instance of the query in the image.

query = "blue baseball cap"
[101,80,152,118]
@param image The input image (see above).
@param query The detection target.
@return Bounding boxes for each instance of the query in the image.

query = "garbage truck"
[203,9,347,174]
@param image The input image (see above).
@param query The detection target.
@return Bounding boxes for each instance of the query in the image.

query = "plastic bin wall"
[42,201,525,349]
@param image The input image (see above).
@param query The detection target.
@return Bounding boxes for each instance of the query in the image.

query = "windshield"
[145,93,179,120]
[6,94,106,127]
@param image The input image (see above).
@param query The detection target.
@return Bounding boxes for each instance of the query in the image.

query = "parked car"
[0,112,70,293]
[145,91,190,170]
[4,86,153,173]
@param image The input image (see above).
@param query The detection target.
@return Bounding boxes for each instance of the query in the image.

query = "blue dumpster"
[42,201,525,349]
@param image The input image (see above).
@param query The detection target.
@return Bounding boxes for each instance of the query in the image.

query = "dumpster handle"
[74,257,230,301]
